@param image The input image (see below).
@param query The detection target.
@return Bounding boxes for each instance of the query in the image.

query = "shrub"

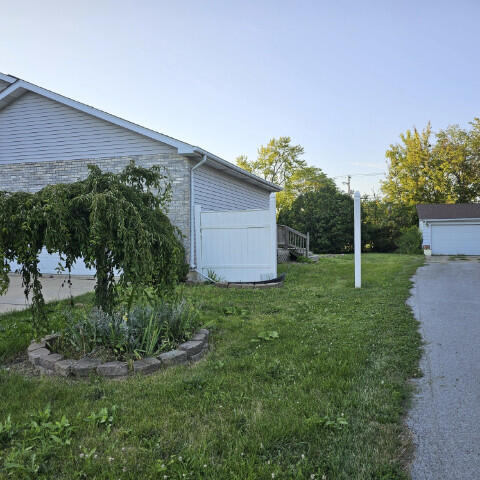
[278,184,354,253]
[0,161,187,334]
[395,226,423,254]
[56,299,200,361]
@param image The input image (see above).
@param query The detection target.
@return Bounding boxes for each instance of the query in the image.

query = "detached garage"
[417,204,480,255]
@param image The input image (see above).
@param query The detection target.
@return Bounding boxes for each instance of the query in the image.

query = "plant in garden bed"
[52,297,200,362]
[0,161,188,337]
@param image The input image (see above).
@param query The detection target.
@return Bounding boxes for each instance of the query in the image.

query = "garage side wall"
[0,154,191,260]
[193,164,270,211]
[419,220,431,248]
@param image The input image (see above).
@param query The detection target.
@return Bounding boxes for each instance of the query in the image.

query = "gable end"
[0,92,176,164]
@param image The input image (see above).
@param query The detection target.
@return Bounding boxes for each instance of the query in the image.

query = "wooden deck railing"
[277,225,310,258]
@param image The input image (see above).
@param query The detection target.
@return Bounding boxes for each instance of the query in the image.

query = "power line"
[332,172,385,179]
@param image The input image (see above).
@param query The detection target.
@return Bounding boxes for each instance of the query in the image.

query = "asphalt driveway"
[0,274,95,314]
[407,256,480,479]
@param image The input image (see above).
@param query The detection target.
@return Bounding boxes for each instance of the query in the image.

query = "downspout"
[190,154,207,268]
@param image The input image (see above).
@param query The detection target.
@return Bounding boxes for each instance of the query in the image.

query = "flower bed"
[27,329,210,379]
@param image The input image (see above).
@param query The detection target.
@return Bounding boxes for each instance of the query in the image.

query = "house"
[0,72,281,282]
[417,204,480,255]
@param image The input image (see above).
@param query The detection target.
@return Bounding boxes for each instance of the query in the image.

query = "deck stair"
[277,225,318,262]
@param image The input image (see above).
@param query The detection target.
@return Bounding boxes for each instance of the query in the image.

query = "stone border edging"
[215,280,284,289]
[27,329,210,379]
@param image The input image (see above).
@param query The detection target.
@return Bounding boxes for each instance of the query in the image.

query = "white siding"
[419,220,431,247]
[0,92,176,164]
[193,164,270,211]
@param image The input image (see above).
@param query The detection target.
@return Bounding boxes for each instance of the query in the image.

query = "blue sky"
[2,0,480,194]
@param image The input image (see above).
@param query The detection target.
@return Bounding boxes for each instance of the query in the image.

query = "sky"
[2,0,480,195]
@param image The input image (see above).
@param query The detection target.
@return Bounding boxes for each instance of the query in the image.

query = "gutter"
[190,154,207,268]
[192,147,282,192]
[423,217,480,224]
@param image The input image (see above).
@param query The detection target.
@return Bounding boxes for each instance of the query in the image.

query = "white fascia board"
[192,147,282,193]
[0,80,196,153]
[0,80,21,99]
[0,73,17,84]
[425,218,480,223]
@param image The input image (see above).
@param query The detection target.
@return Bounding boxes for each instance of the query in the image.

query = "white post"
[194,205,202,272]
[354,191,361,288]
[269,193,278,279]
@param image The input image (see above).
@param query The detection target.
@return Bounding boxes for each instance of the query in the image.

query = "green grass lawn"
[0,254,423,479]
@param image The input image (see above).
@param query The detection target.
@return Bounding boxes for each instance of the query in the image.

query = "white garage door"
[431,224,480,255]
[9,248,94,276]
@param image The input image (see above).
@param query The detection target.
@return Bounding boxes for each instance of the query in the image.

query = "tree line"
[238,119,480,254]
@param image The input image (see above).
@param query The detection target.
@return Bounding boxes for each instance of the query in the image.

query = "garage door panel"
[9,248,95,275]
[432,224,480,255]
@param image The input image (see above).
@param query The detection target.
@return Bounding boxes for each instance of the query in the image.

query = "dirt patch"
[2,353,39,377]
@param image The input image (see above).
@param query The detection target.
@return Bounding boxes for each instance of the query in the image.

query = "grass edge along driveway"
[0,254,423,480]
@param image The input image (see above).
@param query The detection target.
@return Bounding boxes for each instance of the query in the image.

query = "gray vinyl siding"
[194,164,270,211]
[0,92,176,164]
[0,80,10,92]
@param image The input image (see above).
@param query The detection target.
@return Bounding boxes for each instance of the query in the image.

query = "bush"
[55,299,200,361]
[0,161,188,334]
[278,184,354,253]
[395,226,423,254]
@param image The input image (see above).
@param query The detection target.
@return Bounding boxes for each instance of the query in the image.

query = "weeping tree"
[0,161,187,334]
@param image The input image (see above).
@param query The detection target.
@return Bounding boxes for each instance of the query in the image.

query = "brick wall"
[0,154,192,261]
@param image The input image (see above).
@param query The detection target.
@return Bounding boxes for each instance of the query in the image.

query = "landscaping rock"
[38,353,64,370]
[158,349,187,366]
[27,341,46,352]
[25,327,213,379]
[229,283,254,289]
[97,361,128,378]
[191,333,207,343]
[133,357,162,375]
[254,283,275,289]
[189,346,208,363]
[54,359,75,377]
[72,358,101,377]
[178,340,204,357]
[37,366,55,376]
[41,333,60,344]
[28,347,50,366]
[198,328,210,338]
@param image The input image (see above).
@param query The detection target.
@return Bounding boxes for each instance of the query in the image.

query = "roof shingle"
[416,204,480,219]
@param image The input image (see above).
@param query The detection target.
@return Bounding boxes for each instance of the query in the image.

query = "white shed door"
[195,206,277,282]
[431,224,480,255]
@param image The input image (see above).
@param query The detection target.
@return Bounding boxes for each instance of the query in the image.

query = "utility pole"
[343,175,352,196]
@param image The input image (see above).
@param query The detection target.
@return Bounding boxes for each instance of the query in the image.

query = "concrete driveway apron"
[0,274,95,314]
[407,256,480,479]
